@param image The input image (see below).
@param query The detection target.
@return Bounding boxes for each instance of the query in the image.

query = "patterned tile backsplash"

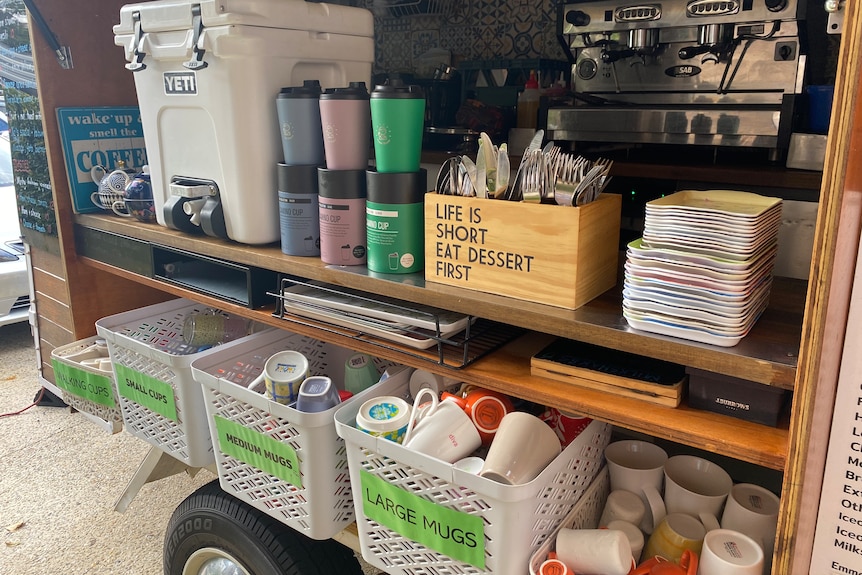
[357,0,567,76]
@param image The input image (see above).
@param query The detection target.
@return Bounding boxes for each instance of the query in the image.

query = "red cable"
[0,386,45,417]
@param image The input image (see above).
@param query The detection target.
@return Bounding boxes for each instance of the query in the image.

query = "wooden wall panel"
[24,0,174,339]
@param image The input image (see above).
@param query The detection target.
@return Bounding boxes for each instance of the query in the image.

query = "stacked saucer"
[623,190,782,347]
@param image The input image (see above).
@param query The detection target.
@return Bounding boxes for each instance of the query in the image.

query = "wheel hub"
[183,547,251,575]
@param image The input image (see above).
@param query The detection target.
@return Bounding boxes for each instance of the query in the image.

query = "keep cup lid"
[278,80,323,99]
[320,82,370,101]
[371,78,424,99]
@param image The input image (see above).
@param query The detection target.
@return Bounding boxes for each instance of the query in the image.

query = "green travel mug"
[370,80,425,173]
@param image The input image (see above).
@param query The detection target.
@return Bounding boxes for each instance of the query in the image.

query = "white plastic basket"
[334,376,611,575]
[51,336,123,434]
[527,467,611,575]
[95,298,256,467]
[190,328,404,540]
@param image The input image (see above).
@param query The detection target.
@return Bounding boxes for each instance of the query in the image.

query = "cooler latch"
[183,4,208,70]
[125,11,147,72]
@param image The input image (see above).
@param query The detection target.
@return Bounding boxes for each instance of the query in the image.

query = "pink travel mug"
[319,82,371,170]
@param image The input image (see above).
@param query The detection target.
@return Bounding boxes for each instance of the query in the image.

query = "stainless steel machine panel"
[552,0,806,148]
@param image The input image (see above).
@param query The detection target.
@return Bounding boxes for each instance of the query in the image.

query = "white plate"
[623,272,771,302]
[622,301,765,334]
[626,238,775,271]
[639,237,776,261]
[626,249,776,283]
[623,286,771,328]
[282,282,471,332]
[281,300,468,350]
[623,309,752,347]
[641,221,781,250]
[623,277,772,315]
[624,260,773,293]
[645,190,782,219]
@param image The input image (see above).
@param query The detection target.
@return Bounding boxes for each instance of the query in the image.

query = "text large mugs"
[664,455,733,520]
[604,440,668,533]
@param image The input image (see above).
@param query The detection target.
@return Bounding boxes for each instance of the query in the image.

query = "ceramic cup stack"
[622,190,783,347]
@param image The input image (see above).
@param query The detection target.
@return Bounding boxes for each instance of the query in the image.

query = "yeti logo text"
[164,72,197,95]
[282,122,294,140]
[324,123,338,142]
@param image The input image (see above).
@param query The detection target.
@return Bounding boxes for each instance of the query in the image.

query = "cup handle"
[112,200,132,217]
[91,191,105,209]
[699,512,720,532]
[640,484,666,534]
[91,164,107,184]
[404,387,438,445]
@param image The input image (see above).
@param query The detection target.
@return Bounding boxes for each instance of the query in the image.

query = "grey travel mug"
[277,80,325,165]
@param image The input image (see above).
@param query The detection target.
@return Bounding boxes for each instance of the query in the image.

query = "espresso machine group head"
[549,0,807,152]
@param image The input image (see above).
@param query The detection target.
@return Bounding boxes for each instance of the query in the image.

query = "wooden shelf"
[74,213,797,470]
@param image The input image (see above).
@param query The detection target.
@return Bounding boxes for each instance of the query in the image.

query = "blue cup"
[296,376,341,413]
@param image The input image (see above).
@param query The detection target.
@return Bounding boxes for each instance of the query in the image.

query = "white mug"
[721,483,779,572]
[604,440,668,533]
[403,388,481,463]
[263,350,309,405]
[480,411,561,485]
[607,520,645,563]
[697,529,764,575]
[664,455,732,520]
[555,528,633,575]
[599,489,647,528]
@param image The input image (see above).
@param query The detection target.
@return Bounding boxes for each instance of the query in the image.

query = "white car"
[0,133,30,327]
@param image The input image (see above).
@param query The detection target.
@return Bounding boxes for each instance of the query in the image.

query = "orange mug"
[441,388,514,444]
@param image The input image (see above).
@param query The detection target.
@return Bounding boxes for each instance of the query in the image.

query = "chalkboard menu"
[0,2,57,237]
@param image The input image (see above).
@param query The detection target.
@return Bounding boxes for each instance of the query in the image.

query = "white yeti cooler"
[114,0,374,245]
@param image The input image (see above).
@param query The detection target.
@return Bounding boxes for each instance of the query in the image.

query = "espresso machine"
[549,0,807,154]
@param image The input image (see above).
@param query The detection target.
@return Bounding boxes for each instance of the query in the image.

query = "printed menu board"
[810,244,862,573]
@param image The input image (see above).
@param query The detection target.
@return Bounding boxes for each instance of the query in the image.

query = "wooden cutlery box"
[424,192,621,309]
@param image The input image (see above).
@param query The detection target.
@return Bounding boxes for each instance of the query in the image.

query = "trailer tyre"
[164,480,364,575]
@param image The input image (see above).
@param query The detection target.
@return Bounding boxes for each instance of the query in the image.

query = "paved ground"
[0,321,215,574]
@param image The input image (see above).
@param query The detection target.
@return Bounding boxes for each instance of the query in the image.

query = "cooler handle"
[125,11,147,72]
[183,4,208,71]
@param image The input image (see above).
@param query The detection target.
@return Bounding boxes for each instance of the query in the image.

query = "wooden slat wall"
[23,0,170,382]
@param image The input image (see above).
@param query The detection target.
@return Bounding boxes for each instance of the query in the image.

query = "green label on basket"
[359,469,485,569]
[51,359,116,408]
[114,363,178,422]
[214,415,302,489]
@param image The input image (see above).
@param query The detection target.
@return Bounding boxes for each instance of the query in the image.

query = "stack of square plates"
[623,190,782,347]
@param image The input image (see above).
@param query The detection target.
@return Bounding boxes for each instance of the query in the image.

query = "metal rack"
[272,277,523,368]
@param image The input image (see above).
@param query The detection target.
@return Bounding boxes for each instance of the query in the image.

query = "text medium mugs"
[319,82,370,170]
[643,512,707,564]
[664,455,732,520]
[604,440,668,533]
[480,411,561,485]
[263,350,309,405]
[356,395,412,444]
[697,529,764,575]
[721,483,779,572]
[403,388,481,463]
